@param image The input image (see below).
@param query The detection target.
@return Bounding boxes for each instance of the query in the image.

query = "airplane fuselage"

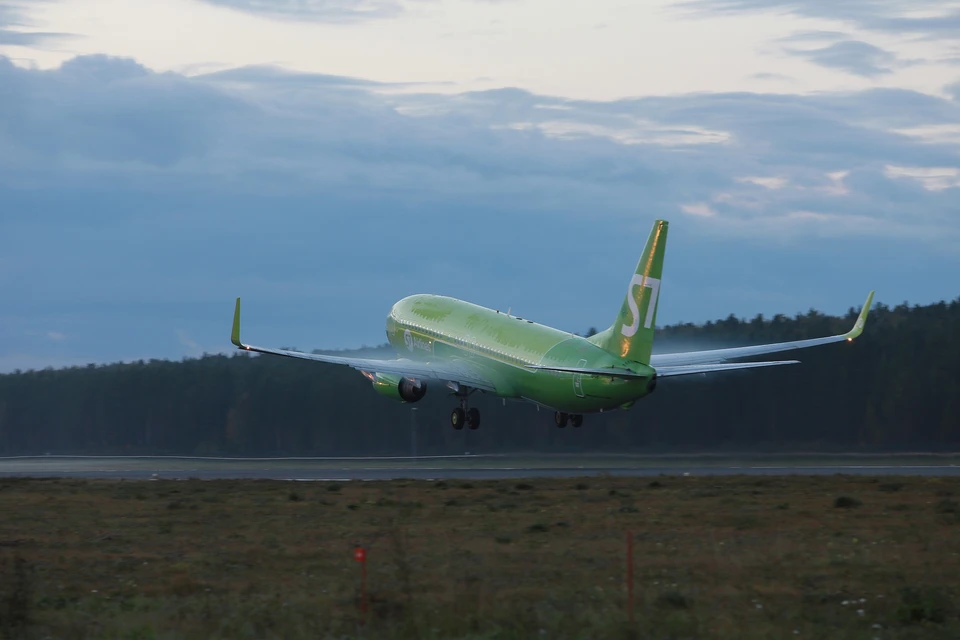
[386,294,656,413]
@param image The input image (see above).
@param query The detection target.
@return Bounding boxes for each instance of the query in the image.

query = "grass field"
[0,475,958,639]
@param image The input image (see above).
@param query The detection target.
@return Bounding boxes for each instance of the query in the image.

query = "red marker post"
[626,531,634,624]
[354,546,367,625]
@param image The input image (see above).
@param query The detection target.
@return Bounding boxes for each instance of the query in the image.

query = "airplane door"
[573,359,587,398]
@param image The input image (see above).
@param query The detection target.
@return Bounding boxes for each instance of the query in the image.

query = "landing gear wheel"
[554,412,569,428]
[570,414,583,428]
[451,408,465,430]
[467,408,481,430]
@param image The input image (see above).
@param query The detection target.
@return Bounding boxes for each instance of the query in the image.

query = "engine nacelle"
[369,373,427,403]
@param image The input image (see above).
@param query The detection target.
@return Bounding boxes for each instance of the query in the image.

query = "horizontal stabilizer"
[656,360,799,377]
[525,364,652,379]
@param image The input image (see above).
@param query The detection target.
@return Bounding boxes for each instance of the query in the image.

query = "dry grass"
[0,475,958,639]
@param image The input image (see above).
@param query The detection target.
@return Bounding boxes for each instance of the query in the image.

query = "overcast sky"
[1,0,959,371]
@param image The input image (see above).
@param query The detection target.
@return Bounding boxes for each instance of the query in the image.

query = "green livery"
[385,295,657,415]
[231,219,873,430]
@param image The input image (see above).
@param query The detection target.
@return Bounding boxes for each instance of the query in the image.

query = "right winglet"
[843,290,874,340]
[231,297,244,347]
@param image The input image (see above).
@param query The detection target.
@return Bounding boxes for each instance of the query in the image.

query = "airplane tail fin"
[587,219,668,364]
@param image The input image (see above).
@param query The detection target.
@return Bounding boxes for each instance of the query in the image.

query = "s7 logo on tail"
[621,275,661,337]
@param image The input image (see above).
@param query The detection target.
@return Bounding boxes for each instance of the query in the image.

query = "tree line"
[1,297,958,455]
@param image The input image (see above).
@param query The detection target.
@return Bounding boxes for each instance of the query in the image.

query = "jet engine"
[367,373,427,403]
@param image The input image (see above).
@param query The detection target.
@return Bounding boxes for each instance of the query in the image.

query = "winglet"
[231,297,244,347]
[844,290,874,340]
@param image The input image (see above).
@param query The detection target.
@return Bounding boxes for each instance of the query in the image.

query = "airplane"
[230,219,873,430]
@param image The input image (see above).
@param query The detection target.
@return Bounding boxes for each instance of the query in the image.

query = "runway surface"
[1,455,958,480]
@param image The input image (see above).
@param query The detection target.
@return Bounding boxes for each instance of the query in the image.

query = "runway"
[1,455,958,480]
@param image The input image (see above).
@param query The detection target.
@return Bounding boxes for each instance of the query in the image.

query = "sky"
[1,0,959,371]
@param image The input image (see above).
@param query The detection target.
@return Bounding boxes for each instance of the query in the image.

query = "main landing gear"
[450,392,480,430]
[554,412,583,428]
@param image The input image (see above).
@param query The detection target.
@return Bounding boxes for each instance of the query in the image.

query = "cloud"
[0,0,72,47]
[24,330,67,341]
[3,55,958,215]
[884,165,960,190]
[494,119,732,146]
[0,1,28,29]
[191,0,539,25]
[1,54,959,369]
[750,72,793,82]
[893,124,960,146]
[0,55,244,167]
[737,176,788,189]
[786,40,898,77]
[197,0,403,23]
[778,30,849,43]
[775,31,912,78]
[822,170,850,195]
[0,29,67,46]
[949,82,960,101]
[680,0,960,41]
[201,64,382,88]
[681,202,717,217]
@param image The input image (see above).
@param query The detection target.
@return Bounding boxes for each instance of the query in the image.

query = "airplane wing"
[230,298,497,392]
[528,359,800,378]
[654,360,800,377]
[649,291,874,369]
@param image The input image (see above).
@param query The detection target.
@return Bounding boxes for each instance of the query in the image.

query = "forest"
[0,297,957,455]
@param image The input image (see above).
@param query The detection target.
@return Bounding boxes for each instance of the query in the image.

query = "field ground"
[1,475,959,639]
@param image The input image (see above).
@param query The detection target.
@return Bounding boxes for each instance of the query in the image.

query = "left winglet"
[843,290,874,341]
[231,297,244,347]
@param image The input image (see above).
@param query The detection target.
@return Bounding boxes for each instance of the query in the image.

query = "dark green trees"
[0,297,957,454]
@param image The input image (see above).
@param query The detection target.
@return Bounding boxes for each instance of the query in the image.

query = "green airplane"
[231,219,873,430]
